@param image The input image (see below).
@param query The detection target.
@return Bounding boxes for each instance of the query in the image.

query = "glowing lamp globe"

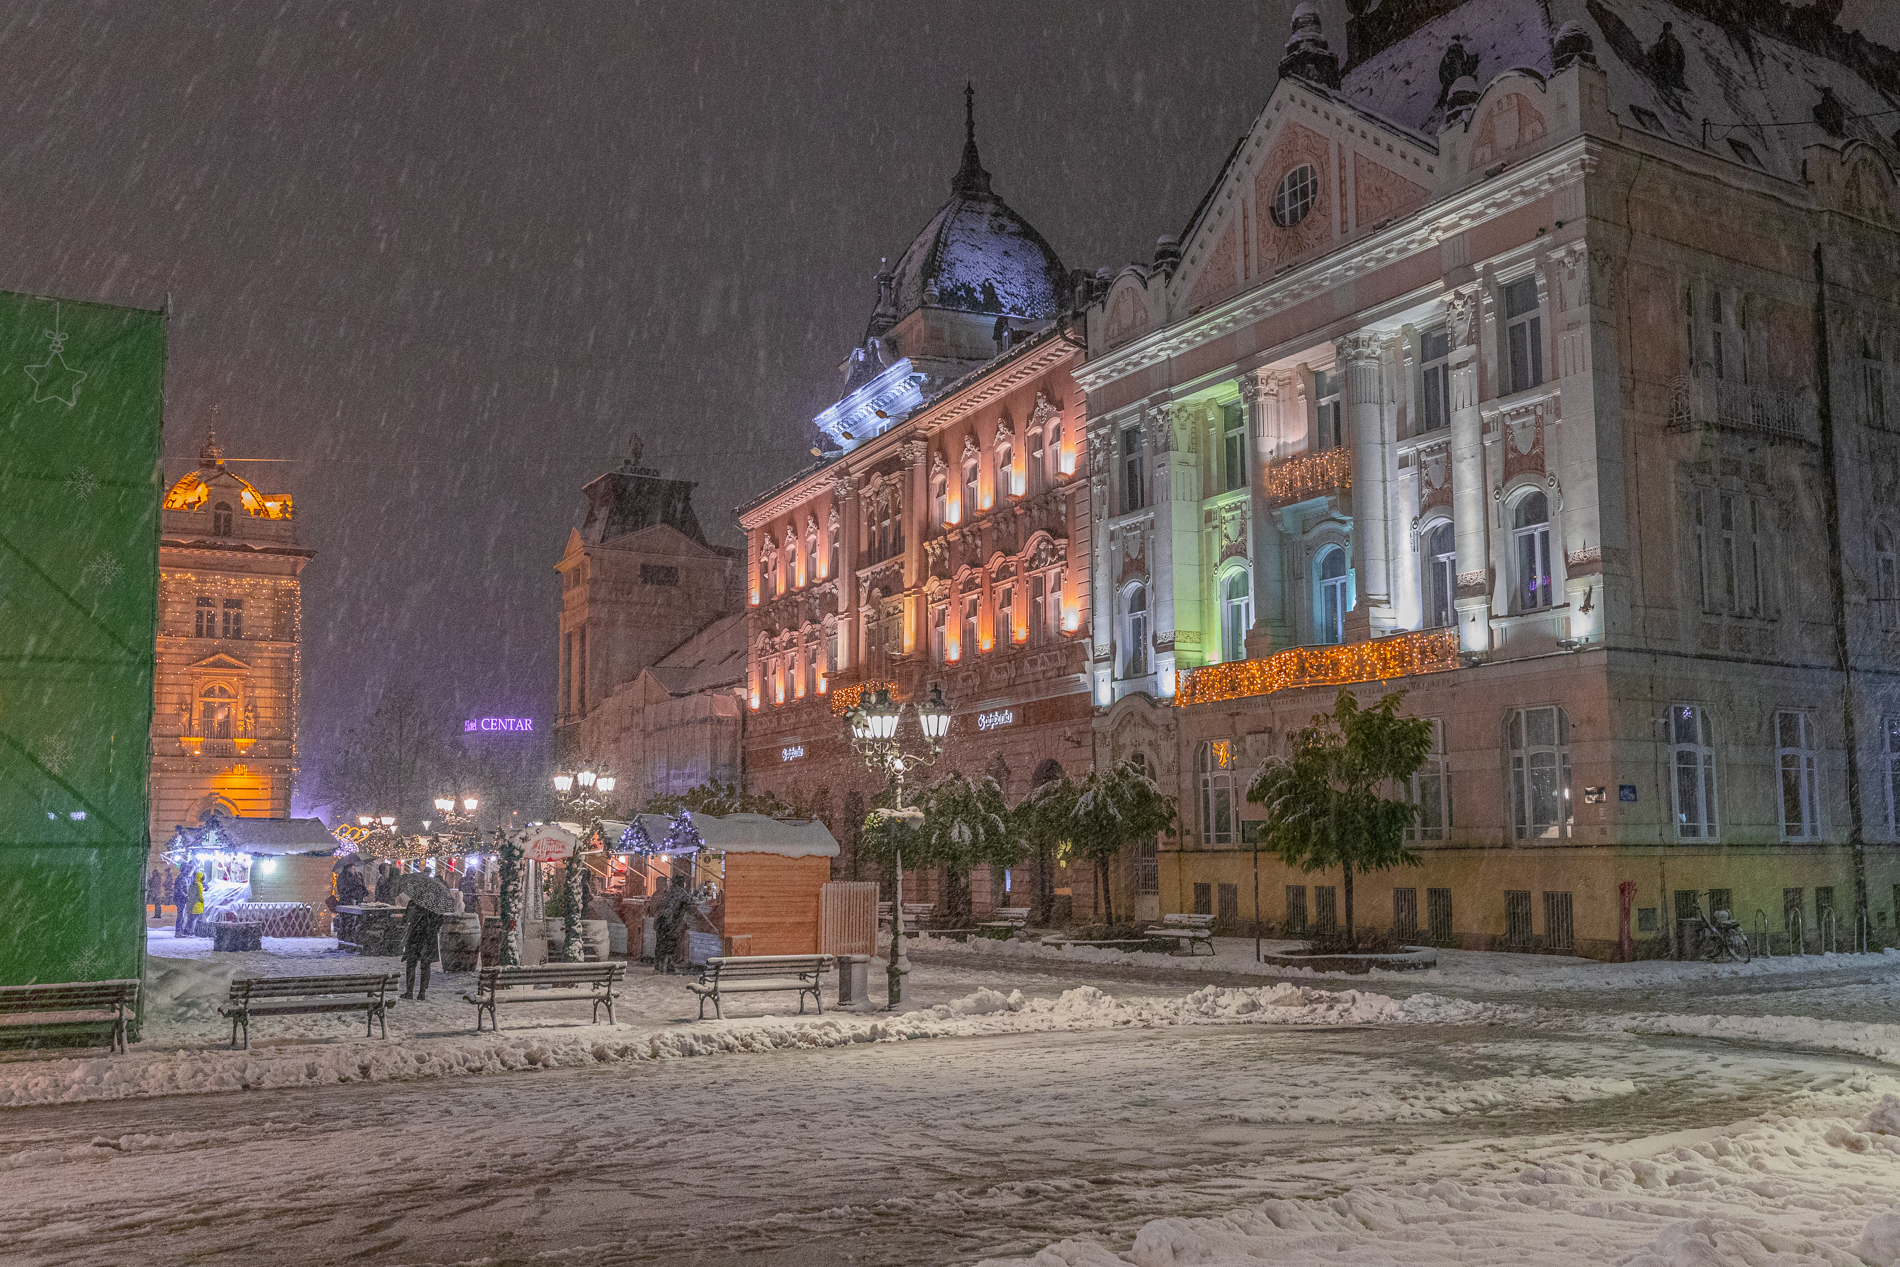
[865,688,901,741]
[358,815,372,827]
[434,798,453,813]
[379,815,395,828]
[917,683,952,743]
[553,774,574,793]
[463,797,479,813]
[576,770,597,789]
[596,776,616,794]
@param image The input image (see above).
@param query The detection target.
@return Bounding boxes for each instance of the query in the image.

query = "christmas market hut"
[685,813,838,957]
[163,811,338,936]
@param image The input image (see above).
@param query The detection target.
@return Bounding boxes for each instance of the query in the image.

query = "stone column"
[1086,418,1115,705]
[1446,285,1490,652]
[830,472,859,670]
[1146,401,1181,696]
[900,439,928,658]
[1241,372,1287,659]
[1337,332,1390,639]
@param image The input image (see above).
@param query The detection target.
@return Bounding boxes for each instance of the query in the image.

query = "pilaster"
[1447,284,1491,652]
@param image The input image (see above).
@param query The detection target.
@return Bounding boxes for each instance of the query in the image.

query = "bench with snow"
[1142,913,1217,955]
[876,902,936,931]
[220,973,395,1049]
[980,906,1030,930]
[465,962,624,1032]
[689,954,835,1020]
[0,980,140,1054]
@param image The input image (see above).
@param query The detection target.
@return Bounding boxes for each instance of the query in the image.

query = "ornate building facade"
[555,440,747,802]
[151,435,311,845]
[740,95,1100,913]
[1078,0,1900,954]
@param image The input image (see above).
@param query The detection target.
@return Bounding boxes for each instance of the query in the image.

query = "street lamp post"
[550,768,618,961]
[844,684,952,1009]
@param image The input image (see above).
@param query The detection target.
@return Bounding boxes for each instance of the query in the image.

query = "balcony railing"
[1264,447,1351,507]
[1175,628,1462,708]
[1667,374,1809,441]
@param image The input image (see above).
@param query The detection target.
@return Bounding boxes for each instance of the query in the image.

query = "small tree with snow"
[1246,689,1433,950]
[1066,760,1175,927]
[909,772,1024,928]
[496,828,525,967]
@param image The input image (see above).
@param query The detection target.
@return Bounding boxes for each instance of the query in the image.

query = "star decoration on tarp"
[25,306,88,408]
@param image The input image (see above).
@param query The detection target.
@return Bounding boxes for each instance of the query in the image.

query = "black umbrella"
[392,872,457,915]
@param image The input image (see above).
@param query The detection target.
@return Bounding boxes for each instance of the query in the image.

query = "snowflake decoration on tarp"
[65,466,98,501]
[662,810,703,852]
[617,817,654,854]
[39,733,76,776]
[25,305,87,408]
[80,552,123,589]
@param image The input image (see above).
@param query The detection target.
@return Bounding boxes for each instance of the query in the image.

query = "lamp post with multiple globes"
[844,684,952,1008]
[550,769,618,961]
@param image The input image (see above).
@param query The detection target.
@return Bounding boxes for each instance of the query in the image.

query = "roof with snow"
[647,610,747,696]
[169,812,337,856]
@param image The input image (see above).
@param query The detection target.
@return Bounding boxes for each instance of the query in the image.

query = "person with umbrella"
[393,873,455,1001]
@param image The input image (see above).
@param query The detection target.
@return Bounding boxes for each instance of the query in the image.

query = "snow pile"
[1588,1011,1900,1067]
[980,1097,1900,1267]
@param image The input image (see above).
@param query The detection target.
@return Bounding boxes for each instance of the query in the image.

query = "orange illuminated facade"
[151,433,312,849]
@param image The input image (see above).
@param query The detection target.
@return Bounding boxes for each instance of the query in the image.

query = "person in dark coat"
[400,897,445,1001]
[335,863,368,906]
[373,864,395,906]
[147,868,165,921]
[172,868,192,936]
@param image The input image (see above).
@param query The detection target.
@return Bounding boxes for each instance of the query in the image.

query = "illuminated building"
[555,435,747,801]
[739,90,1098,916]
[1076,1,1900,953]
[151,432,311,845]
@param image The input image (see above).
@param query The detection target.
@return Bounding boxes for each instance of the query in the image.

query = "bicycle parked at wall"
[1691,892,1752,963]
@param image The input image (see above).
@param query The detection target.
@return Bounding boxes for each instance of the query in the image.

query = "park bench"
[1142,912,1217,956]
[465,962,625,1032]
[689,954,834,1020]
[877,902,936,930]
[981,906,1030,929]
[220,974,395,1049]
[0,980,139,1054]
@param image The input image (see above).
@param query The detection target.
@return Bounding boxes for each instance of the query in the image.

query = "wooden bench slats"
[1143,913,1217,956]
[690,954,832,1021]
[466,963,623,1031]
[220,974,395,1049]
[0,981,138,1054]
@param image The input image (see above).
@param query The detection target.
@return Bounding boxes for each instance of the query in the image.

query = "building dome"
[869,86,1068,335]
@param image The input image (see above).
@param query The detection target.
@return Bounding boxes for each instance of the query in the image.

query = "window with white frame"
[1879,524,1899,631]
[826,622,840,679]
[1317,546,1348,645]
[1776,710,1821,840]
[995,437,1014,501]
[1670,703,1718,840]
[1513,491,1554,612]
[1222,401,1247,493]
[1120,426,1144,514]
[1404,718,1451,841]
[1220,569,1252,663]
[1866,336,1888,430]
[1424,521,1456,629]
[1689,489,1766,617]
[998,581,1016,646]
[1711,290,1734,381]
[1030,573,1048,645]
[932,472,948,528]
[930,603,946,664]
[962,594,979,660]
[1503,276,1543,394]
[1123,583,1149,678]
[1419,327,1451,433]
[1045,417,1065,482]
[962,456,979,522]
[1315,370,1343,449]
[1197,740,1235,845]
[1885,717,1900,835]
[1507,704,1571,840]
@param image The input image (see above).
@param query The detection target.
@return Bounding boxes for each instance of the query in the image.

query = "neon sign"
[781,745,806,762]
[977,709,1015,731]
[464,717,535,733]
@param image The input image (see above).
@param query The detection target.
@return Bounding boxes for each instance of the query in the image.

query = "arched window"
[1513,491,1554,611]
[1220,570,1252,663]
[828,515,841,581]
[932,472,949,527]
[1316,546,1348,645]
[212,502,233,536]
[199,684,234,739]
[1424,522,1456,629]
[962,457,980,521]
[1879,524,1899,631]
[1123,583,1149,678]
[1045,418,1065,484]
[995,439,1014,501]
[1196,740,1234,845]
[789,533,804,588]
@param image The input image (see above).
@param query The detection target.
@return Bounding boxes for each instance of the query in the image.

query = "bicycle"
[1691,892,1752,963]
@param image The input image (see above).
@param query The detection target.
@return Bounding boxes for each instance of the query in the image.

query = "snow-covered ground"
[2,929,1899,1265]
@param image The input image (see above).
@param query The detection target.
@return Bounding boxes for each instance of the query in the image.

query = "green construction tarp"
[0,292,163,988]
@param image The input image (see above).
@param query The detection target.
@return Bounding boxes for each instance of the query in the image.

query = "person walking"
[336,863,368,906]
[147,867,165,921]
[400,897,445,1001]
[186,870,206,937]
[172,868,192,936]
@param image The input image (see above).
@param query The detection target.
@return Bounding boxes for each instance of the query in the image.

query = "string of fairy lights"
[1175,627,1461,707]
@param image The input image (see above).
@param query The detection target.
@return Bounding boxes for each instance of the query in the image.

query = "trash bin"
[836,954,874,1011]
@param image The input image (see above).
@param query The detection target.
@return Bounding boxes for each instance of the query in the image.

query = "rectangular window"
[1508,705,1572,840]
[1405,718,1452,841]
[1419,328,1451,433]
[1315,370,1343,449]
[1284,885,1308,934]
[1427,887,1453,944]
[1314,885,1338,932]
[1136,839,1159,895]
[1669,704,1718,840]
[1637,907,1659,933]
[1193,882,1213,916]
[640,563,680,586]
[1393,887,1419,939]
[931,605,947,664]
[221,598,243,640]
[195,595,214,638]
[1776,710,1820,840]
[1217,883,1239,926]
[998,583,1015,645]
[1120,426,1144,514]
[1708,888,1733,918]
[1543,891,1575,951]
[1200,748,1234,846]
[963,596,979,660]
[1030,574,1046,646]
[1222,402,1247,493]
[1692,489,1766,617]
[1886,717,1900,834]
[1712,290,1728,381]
[1505,890,1533,947]
[1504,276,1543,394]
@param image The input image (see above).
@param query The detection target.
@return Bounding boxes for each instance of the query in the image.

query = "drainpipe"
[1812,243,1870,934]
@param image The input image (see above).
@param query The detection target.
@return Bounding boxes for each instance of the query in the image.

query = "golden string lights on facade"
[1264,447,1351,505]
[1174,628,1461,708]
[828,679,899,716]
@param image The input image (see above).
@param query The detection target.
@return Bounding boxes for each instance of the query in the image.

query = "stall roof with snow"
[168,812,338,857]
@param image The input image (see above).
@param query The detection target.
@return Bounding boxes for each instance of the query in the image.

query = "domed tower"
[818,85,1069,452]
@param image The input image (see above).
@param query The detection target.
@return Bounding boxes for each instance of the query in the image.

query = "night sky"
[0,0,1892,814]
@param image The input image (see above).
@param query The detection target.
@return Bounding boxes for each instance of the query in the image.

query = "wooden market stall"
[692,814,839,957]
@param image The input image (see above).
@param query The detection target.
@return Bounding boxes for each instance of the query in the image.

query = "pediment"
[1168,80,1440,321]
[1102,270,1160,352]
[604,521,725,560]
[190,653,251,671]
